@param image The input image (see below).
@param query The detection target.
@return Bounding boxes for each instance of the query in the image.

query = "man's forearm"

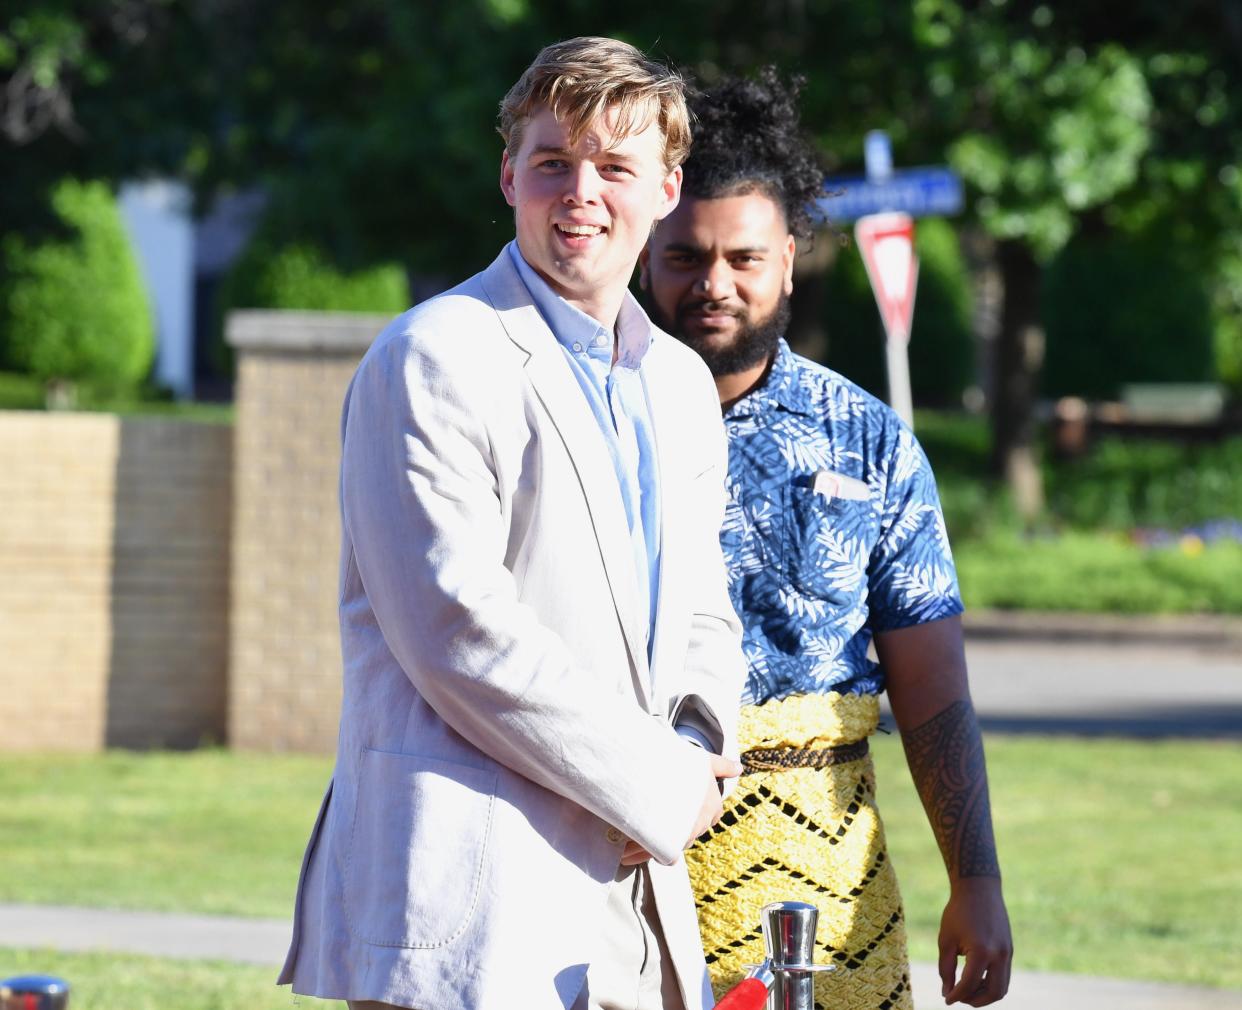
[901,699,1000,879]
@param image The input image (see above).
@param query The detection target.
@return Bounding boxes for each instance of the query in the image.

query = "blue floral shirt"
[722,340,963,704]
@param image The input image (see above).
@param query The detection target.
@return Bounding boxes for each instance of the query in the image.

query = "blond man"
[278,37,747,1010]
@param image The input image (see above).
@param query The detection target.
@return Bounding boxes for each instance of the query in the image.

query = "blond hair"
[498,37,691,173]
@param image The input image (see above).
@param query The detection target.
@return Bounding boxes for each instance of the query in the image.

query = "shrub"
[956,533,1242,614]
[918,413,1242,539]
[0,179,153,388]
[1045,436,1242,531]
[210,239,409,376]
[222,241,410,314]
[0,370,46,409]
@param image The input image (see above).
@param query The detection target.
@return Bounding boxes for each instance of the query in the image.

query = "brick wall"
[226,311,383,752]
[0,411,232,750]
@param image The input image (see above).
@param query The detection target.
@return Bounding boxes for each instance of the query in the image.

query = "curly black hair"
[683,66,826,242]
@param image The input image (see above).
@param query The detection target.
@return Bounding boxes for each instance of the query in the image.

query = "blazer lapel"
[479,251,651,698]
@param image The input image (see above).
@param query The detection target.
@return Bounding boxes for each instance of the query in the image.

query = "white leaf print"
[892,427,921,484]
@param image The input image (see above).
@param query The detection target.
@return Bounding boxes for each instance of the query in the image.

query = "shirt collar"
[508,241,653,370]
[723,338,813,420]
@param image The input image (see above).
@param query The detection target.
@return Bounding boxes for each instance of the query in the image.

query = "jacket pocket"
[345,748,498,948]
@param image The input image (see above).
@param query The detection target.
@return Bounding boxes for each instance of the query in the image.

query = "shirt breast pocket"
[783,485,872,605]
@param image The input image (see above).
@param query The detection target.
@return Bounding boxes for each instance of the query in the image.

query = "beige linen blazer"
[279,247,746,1010]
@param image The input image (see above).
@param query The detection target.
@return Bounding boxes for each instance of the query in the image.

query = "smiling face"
[641,190,795,380]
[500,103,682,326]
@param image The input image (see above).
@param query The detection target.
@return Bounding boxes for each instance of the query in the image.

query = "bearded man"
[641,69,1013,1010]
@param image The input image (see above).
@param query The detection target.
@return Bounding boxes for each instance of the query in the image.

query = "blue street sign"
[815,167,964,223]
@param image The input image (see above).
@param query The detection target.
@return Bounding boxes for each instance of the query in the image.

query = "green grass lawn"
[0,750,326,917]
[0,948,338,1010]
[1,742,1239,998]
[871,732,1242,990]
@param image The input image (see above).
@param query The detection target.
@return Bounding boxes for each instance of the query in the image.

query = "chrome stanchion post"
[722,901,836,1010]
[760,901,833,1010]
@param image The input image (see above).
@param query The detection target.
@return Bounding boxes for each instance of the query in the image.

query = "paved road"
[4,903,1241,1010]
[883,634,1242,738]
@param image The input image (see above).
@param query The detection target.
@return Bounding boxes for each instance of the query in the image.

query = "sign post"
[820,131,963,430]
[854,211,918,427]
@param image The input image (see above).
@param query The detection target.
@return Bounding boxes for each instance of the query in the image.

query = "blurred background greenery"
[1,1,1240,602]
[2,6,1240,1003]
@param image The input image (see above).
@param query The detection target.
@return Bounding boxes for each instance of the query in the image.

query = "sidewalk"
[3,903,1240,1010]
[962,608,1242,651]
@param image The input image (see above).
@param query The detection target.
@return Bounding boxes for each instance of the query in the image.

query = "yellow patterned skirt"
[685,693,913,1010]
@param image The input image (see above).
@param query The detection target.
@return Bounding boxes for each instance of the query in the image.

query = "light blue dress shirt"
[508,242,662,657]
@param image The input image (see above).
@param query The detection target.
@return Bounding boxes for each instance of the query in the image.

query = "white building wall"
[119,180,195,399]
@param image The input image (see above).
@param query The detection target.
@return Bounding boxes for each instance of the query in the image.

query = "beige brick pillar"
[226,311,388,752]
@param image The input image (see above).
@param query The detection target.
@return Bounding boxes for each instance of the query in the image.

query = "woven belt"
[740,737,870,775]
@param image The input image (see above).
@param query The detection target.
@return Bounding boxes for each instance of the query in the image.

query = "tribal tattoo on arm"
[902,699,1001,879]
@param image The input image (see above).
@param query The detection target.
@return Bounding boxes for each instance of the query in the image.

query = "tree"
[4,0,1239,468]
[1,2,221,238]
[907,3,1153,516]
[637,2,1241,520]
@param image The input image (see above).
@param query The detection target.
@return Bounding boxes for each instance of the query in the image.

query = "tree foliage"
[7,2,1237,268]
[1042,236,1215,398]
[1,2,219,238]
[3,0,1240,434]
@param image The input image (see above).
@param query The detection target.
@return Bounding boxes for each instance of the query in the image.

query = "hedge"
[0,178,153,388]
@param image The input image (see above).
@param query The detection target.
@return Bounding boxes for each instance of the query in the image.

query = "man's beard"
[654,293,791,378]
